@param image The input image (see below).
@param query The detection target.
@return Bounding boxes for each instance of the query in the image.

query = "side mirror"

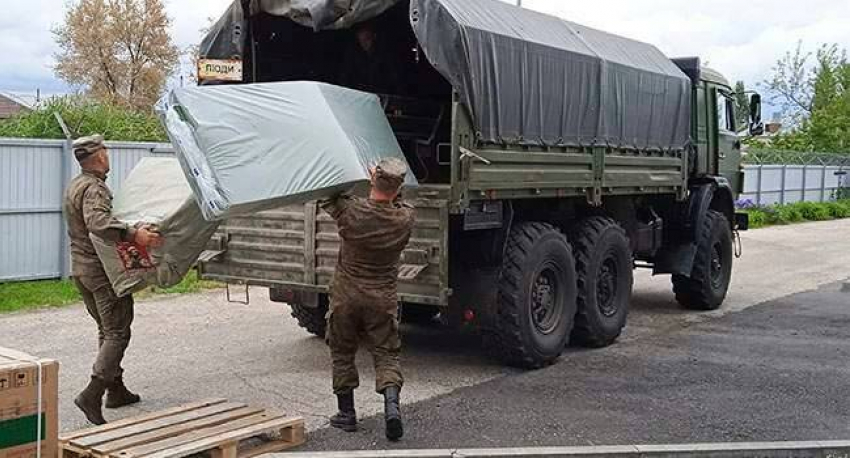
[749,93,764,136]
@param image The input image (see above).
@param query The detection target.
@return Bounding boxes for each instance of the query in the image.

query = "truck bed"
[199,185,451,306]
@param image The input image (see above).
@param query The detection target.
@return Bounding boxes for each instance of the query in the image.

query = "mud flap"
[653,243,697,277]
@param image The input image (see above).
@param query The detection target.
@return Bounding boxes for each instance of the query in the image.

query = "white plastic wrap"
[157,81,417,221]
[91,157,221,297]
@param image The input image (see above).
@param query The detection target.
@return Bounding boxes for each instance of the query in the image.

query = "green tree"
[733,81,750,131]
[805,46,850,151]
[764,43,850,152]
[763,41,813,128]
[54,0,180,111]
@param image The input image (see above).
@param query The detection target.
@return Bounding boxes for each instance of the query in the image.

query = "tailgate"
[199,185,451,305]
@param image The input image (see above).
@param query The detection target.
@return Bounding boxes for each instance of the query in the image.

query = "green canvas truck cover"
[201,0,402,59]
[410,0,692,150]
[202,0,692,152]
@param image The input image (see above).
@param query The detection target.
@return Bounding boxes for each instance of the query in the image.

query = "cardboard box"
[0,348,58,458]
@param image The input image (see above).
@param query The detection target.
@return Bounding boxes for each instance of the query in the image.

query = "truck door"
[714,89,743,193]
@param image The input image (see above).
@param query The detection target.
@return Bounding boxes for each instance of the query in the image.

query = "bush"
[743,199,850,228]
[827,200,850,218]
[774,204,804,224]
[0,96,167,142]
[796,201,833,221]
[745,209,768,228]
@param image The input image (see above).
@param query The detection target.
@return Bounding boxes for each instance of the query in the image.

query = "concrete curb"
[282,441,850,458]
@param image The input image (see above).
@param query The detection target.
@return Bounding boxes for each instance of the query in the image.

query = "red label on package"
[116,242,155,272]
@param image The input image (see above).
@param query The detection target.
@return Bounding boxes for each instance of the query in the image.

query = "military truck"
[196,0,762,368]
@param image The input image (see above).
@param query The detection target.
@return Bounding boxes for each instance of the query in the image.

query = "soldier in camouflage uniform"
[63,135,162,425]
[320,158,415,441]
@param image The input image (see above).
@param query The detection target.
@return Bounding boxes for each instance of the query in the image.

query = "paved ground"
[1,219,849,443]
[301,280,850,450]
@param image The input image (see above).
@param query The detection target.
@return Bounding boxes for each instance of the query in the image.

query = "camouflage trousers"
[327,282,403,395]
[73,272,134,385]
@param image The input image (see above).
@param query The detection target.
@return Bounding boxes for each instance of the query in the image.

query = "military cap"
[72,134,105,161]
[374,157,407,192]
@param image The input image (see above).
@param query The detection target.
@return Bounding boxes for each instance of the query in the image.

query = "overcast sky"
[1,0,848,102]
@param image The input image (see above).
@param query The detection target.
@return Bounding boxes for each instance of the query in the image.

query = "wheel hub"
[710,242,724,289]
[597,256,619,317]
[531,265,561,334]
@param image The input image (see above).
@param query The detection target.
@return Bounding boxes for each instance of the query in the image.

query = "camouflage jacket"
[320,195,415,292]
[63,171,136,277]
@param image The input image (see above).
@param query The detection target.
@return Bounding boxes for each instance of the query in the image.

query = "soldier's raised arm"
[319,193,353,221]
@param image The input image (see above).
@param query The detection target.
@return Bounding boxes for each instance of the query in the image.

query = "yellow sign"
[198,59,243,82]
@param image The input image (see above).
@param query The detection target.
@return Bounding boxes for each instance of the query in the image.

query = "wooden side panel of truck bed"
[199,185,451,306]
[465,148,686,200]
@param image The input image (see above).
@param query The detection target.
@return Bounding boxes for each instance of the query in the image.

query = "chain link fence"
[744,150,850,167]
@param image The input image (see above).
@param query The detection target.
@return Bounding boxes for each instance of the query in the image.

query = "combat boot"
[330,391,357,432]
[105,377,141,409]
[383,386,403,441]
[74,377,108,425]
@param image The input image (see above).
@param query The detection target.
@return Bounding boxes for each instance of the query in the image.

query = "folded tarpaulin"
[157,81,417,221]
[91,157,221,297]
[200,0,402,60]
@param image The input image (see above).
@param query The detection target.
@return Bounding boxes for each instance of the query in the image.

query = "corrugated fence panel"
[740,164,849,205]
[0,139,65,281]
[0,138,173,282]
[0,213,63,281]
[105,143,173,193]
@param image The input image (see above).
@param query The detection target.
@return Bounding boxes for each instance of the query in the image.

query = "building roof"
[0,92,39,109]
[0,93,33,119]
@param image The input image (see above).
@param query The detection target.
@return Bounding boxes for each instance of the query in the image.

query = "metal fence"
[740,164,849,206]
[0,138,173,282]
[0,138,848,282]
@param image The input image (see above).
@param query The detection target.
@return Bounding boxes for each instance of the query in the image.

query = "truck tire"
[569,217,633,348]
[484,222,577,368]
[673,210,733,311]
[289,297,329,338]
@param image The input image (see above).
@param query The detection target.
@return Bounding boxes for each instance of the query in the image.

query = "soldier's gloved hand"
[135,227,163,248]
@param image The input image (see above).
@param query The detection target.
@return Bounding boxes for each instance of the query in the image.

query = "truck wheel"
[289,297,329,338]
[484,222,577,368]
[570,217,633,348]
[673,210,733,311]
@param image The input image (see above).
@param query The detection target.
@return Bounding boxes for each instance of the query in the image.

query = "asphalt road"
[1,219,849,445]
[301,280,850,450]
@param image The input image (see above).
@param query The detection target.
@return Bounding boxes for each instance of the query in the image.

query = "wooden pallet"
[59,399,305,458]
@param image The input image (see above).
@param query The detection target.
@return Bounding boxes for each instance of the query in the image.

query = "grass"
[0,280,82,313]
[741,199,850,229]
[0,270,221,314]
[137,270,222,298]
